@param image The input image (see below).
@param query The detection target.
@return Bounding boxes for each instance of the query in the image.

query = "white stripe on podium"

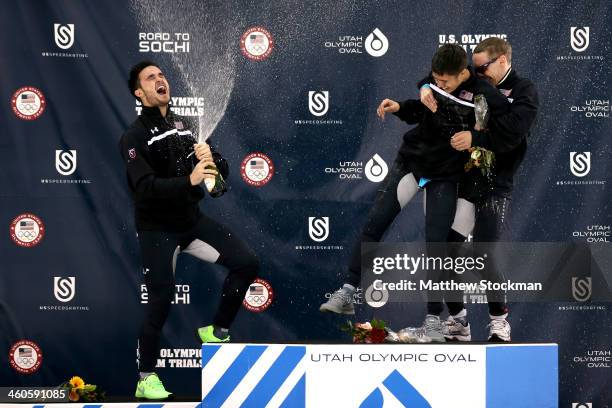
[265,352,306,408]
[221,345,285,408]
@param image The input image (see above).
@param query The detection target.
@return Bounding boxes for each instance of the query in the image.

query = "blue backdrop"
[1,0,610,405]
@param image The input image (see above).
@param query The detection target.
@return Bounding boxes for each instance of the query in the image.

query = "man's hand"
[194,143,213,162]
[420,86,438,112]
[189,160,218,186]
[450,131,473,151]
[376,99,400,119]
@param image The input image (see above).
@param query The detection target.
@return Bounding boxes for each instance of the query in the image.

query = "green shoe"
[135,373,172,400]
[197,325,230,343]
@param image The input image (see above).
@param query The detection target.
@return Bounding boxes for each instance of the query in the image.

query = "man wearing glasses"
[422,38,539,342]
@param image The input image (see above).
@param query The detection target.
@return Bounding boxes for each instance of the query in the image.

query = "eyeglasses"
[475,56,499,75]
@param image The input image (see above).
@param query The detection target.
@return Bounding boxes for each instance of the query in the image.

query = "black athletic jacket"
[470,69,539,196]
[393,67,511,181]
[119,105,229,231]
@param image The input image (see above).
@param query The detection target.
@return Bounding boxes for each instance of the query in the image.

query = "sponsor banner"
[201,343,557,407]
[141,284,191,305]
[41,23,88,58]
[557,151,606,186]
[438,33,508,52]
[324,28,389,57]
[324,154,389,182]
[139,32,191,53]
[556,26,604,61]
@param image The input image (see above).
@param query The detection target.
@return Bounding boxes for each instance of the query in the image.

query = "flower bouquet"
[60,376,105,402]
[342,319,389,344]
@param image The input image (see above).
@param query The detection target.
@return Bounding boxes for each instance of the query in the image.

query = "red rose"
[368,328,386,343]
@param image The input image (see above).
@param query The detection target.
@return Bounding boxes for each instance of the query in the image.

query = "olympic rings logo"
[248,169,268,179]
[18,102,39,112]
[17,230,38,239]
[248,44,267,53]
[247,295,267,305]
[17,357,35,365]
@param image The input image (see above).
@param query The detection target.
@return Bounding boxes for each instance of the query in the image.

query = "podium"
[7,343,557,407]
[201,343,558,408]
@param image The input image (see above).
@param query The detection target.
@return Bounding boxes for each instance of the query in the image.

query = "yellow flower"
[69,376,85,389]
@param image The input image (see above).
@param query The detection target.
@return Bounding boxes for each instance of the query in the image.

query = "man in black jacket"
[320,45,511,343]
[433,38,539,342]
[119,61,259,400]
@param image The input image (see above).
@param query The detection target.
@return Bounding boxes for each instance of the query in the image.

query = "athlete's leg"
[137,230,180,373]
[181,215,259,334]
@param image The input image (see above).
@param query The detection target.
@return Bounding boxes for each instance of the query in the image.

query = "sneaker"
[197,325,230,343]
[319,289,355,315]
[135,373,172,400]
[443,316,471,341]
[487,318,511,342]
[398,315,446,343]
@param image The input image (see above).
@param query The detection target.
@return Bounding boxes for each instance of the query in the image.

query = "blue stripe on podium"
[201,344,221,368]
[383,369,431,408]
[486,345,558,408]
[280,373,306,408]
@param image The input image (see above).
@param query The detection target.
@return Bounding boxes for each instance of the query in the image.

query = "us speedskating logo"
[240,27,274,61]
[10,213,45,247]
[55,150,77,176]
[570,152,591,177]
[570,27,589,52]
[240,152,274,187]
[54,23,75,49]
[308,91,329,117]
[308,217,329,242]
[11,87,46,120]
[9,340,42,374]
[242,278,273,312]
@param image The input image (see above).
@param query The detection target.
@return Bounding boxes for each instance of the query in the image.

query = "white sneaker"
[319,289,355,315]
[487,317,511,342]
[443,316,471,341]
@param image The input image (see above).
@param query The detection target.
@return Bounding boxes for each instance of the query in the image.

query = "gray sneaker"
[398,315,446,343]
[319,289,355,315]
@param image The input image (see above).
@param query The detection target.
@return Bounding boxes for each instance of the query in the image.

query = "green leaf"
[340,320,354,332]
[371,319,386,329]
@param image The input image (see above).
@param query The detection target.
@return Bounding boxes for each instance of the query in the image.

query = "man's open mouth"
[156,84,167,95]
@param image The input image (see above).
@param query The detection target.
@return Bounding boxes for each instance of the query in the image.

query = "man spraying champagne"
[119,61,259,400]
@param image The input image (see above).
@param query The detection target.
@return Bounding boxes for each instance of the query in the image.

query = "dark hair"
[474,37,512,63]
[431,44,468,76]
[128,60,159,99]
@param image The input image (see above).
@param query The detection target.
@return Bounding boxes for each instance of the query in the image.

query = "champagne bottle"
[204,164,227,198]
